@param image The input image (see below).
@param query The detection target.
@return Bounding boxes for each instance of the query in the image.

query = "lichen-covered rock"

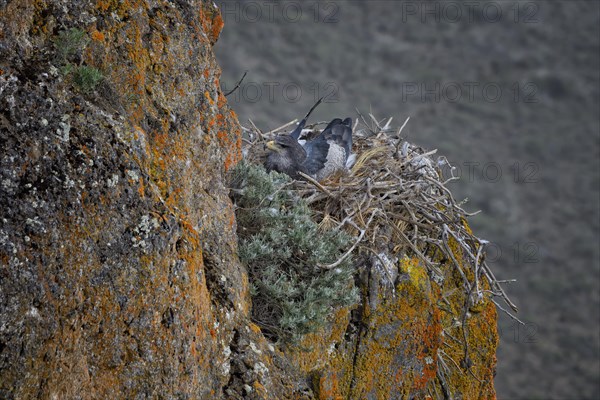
[0,1,498,399]
[284,255,498,400]
[1,1,245,398]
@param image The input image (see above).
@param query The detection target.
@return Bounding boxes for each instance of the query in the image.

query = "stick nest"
[242,112,518,321]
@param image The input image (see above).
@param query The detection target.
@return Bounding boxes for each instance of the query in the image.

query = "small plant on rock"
[53,28,89,62]
[52,28,103,94]
[73,66,103,93]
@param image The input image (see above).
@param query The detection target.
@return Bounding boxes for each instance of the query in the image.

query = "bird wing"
[290,97,324,141]
[322,118,343,132]
[324,119,353,158]
[289,119,307,141]
[300,134,330,175]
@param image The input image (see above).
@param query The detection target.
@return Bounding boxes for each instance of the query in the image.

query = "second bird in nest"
[264,98,354,181]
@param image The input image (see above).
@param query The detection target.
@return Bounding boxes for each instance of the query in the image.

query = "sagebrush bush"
[230,161,358,343]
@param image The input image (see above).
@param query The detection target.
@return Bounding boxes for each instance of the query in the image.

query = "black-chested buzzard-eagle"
[264,99,353,181]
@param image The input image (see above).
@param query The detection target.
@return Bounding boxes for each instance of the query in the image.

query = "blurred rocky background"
[214,1,600,399]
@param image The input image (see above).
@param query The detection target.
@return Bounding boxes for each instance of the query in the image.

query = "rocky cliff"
[0,1,498,399]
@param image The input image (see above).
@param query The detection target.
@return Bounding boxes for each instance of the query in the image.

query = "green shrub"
[52,28,103,94]
[73,66,103,93]
[230,161,358,343]
[53,28,89,62]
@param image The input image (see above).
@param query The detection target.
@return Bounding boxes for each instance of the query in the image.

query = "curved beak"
[266,140,280,152]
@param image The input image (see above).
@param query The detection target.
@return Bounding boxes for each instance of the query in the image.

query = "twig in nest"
[398,116,410,136]
[368,113,383,130]
[482,261,519,313]
[224,70,248,97]
[319,211,378,270]
[360,245,396,292]
[440,225,472,290]
[436,357,453,399]
[439,349,464,375]
[298,172,334,198]
[491,298,524,325]
[383,214,443,279]
[355,107,374,134]
[248,119,264,140]
[264,119,298,137]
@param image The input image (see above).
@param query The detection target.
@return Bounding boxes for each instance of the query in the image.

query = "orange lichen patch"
[317,373,344,400]
[229,209,235,229]
[212,113,242,172]
[222,151,234,172]
[248,323,262,334]
[204,90,214,105]
[412,312,441,391]
[96,0,114,12]
[129,70,146,96]
[28,0,55,35]
[149,31,165,57]
[217,90,227,109]
[210,13,224,43]
[287,308,351,374]
[253,381,268,398]
[133,125,145,139]
[400,256,430,292]
[90,29,105,42]
[146,125,191,205]
[199,4,224,44]
[137,178,146,197]
[287,308,358,399]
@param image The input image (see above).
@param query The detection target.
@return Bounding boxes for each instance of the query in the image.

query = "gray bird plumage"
[265,117,353,181]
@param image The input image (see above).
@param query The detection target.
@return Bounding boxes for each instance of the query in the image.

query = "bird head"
[265,135,301,153]
[264,135,308,179]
